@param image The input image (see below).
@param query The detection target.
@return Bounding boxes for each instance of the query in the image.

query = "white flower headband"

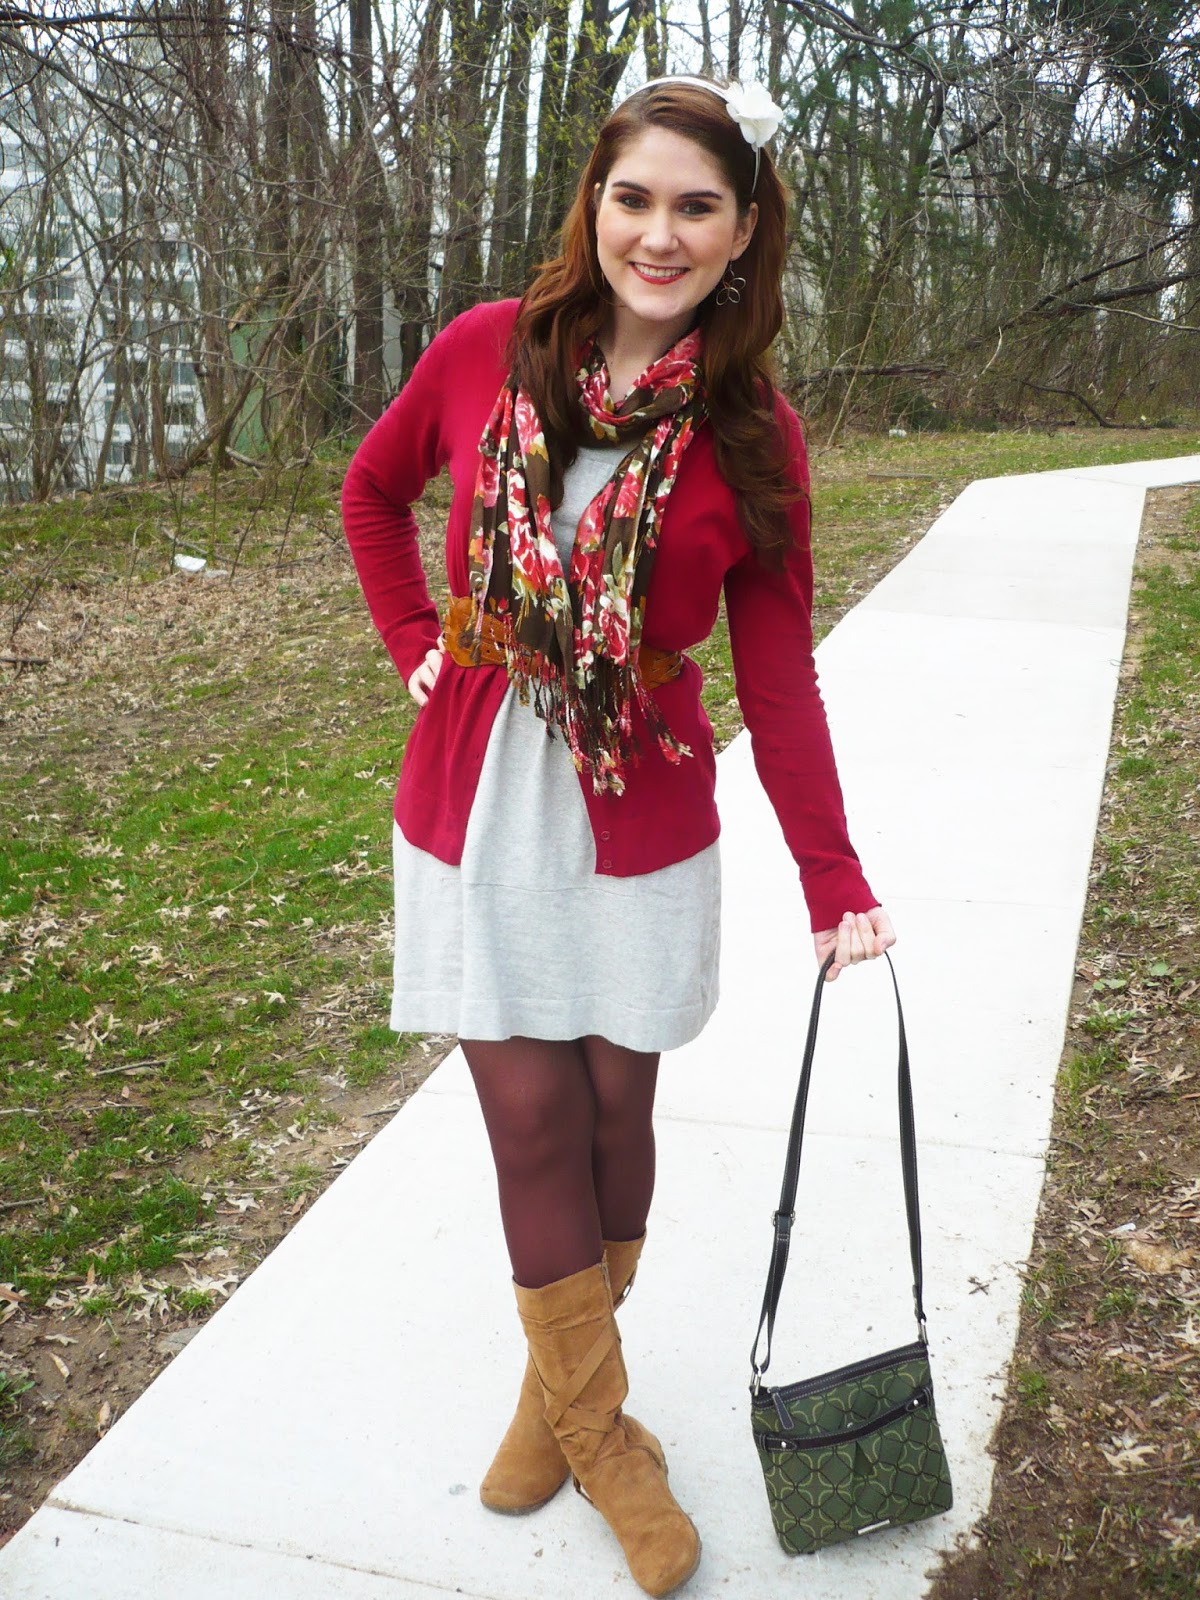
[628,76,785,190]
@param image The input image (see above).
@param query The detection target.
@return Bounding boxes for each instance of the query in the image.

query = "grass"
[927,477,1200,1599]
[2,458,437,1309]
[1095,1285,1141,1322]
[0,1368,35,1472]
[2,708,413,1301]
[1015,1366,1052,1409]
[2,425,1199,1321]
[1020,1248,1080,1328]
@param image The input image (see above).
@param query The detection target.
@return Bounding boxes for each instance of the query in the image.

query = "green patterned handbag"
[749,952,953,1554]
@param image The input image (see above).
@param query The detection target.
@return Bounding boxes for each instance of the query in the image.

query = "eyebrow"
[608,179,725,201]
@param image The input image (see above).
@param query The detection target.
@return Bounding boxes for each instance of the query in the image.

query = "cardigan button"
[601,857,613,870]
[600,830,611,842]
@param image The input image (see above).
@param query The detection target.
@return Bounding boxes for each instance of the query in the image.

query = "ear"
[730,201,759,261]
[593,180,603,208]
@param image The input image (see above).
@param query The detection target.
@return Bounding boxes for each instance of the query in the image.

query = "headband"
[626,75,785,190]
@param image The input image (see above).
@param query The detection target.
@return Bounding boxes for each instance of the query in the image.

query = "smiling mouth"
[630,263,689,283]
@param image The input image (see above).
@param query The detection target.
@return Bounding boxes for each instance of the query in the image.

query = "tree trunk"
[489,0,533,295]
[528,0,572,269]
[292,0,329,443]
[260,0,295,441]
[179,0,232,468]
[350,0,385,428]
[383,0,443,382]
[728,0,743,80]
[642,0,665,80]
[437,0,493,325]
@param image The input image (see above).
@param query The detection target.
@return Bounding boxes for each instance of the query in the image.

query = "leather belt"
[440,595,683,689]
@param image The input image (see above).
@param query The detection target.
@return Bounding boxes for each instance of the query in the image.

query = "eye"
[616,194,646,209]
[681,202,714,217]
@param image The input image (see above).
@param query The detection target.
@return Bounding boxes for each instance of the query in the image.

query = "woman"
[343,75,894,1599]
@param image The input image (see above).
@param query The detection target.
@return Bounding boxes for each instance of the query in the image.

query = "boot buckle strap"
[542,1323,619,1432]
[555,1400,615,1435]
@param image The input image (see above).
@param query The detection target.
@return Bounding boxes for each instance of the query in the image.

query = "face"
[593,125,757,349]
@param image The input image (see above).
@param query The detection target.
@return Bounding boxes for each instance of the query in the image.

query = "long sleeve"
[723,399,877,932]
[341,312,471,684]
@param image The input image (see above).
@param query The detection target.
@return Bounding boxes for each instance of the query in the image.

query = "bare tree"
[0,0,1195,507]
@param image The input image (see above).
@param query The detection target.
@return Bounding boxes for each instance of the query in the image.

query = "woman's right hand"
[407,638,446,706]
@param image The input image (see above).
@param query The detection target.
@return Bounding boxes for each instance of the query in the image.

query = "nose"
[640,205,678,255]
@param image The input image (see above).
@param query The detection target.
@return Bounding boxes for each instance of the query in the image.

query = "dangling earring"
[715,260,746,307]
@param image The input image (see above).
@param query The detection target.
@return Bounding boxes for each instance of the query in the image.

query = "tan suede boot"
[479,1235,664,1514]
[516,1261,701,1599]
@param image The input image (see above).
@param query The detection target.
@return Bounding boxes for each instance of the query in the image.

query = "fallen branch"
[64,607,90,652]
[796,362,949,387]
[91,1058,168,1076]
[1,652,50,667]
[1019,380,1118,428]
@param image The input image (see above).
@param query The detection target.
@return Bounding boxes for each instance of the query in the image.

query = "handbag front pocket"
[759,1384,932,1451]
[751,1353,953,1555]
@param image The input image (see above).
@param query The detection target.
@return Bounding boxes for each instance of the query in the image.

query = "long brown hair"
[509,79,799,567]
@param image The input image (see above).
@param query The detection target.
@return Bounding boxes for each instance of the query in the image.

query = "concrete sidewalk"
[4,454,1198,1599]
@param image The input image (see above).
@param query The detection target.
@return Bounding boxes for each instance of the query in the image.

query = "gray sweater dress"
[389,443,722,1052]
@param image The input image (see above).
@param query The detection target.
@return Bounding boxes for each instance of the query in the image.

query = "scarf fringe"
[499,616,691,796]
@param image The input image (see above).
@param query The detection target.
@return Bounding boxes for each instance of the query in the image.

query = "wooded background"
[0,0,1197,499]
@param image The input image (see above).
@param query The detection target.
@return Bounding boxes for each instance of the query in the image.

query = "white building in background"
[0,80,206,500]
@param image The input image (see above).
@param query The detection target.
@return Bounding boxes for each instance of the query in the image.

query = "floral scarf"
[467,329,704,796]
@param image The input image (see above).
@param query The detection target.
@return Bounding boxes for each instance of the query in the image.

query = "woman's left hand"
[814,907,896,982]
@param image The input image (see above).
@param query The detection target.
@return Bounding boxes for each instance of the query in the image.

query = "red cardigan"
[341,299,877,932]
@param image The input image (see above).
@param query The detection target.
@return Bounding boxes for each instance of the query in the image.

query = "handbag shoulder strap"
[750,950,927,1391]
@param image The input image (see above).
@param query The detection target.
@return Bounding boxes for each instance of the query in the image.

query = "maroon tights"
[461,1034,660,1289]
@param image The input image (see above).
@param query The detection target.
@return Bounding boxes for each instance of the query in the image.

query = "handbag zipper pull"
[772,1389,795,1432]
